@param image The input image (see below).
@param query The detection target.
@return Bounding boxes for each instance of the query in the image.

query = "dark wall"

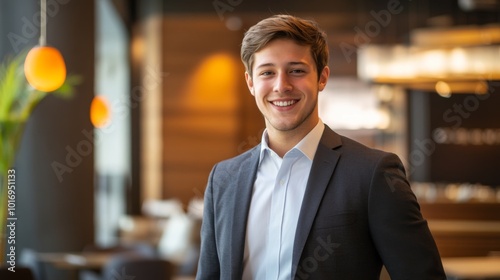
[409,84,500,186]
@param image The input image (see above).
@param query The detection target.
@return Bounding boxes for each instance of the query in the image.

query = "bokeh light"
[24,46,67,92]
[90,95,111,128]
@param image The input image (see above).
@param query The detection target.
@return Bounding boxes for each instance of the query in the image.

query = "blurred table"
[37,252,113,270]
[442,256,500,279]
[37,252,195,280]
[35,252,114,280]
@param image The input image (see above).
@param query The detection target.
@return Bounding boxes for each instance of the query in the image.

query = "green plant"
[0,49,81,264]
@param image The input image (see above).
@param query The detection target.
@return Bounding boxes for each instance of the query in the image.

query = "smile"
[271,100,298,107]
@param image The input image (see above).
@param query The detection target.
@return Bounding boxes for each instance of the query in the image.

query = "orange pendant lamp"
[90,96,111,128]
[24,0,66,92]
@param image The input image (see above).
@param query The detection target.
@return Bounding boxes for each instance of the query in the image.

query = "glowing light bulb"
[90,96,111,128]
[24,46,67,92]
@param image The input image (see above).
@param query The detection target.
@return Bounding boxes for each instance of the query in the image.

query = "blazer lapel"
[229,145,260,278]
[291,126,342,277]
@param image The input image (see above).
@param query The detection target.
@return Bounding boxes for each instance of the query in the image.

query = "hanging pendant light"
[24,0,67,92]
[90,95,111,128]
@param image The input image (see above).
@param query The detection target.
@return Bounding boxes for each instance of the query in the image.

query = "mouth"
[271,99,299,107]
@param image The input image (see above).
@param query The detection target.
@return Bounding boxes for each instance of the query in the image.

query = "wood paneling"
[161,15,263,205]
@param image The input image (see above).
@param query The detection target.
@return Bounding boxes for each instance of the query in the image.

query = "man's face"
[245,39,329,135]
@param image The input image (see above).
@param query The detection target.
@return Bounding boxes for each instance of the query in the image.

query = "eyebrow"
[255,61,309,70]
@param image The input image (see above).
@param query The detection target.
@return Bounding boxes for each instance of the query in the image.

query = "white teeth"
[273,100,296,107]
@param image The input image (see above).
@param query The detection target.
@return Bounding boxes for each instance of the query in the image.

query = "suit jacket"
[196,126,446,280]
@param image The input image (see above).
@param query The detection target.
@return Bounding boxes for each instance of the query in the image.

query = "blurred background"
[1,0,500,279]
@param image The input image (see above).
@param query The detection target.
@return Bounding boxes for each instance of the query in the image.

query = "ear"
[245,71,255,96]
[318,66,330,91]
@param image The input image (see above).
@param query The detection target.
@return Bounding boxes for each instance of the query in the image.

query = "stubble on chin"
[265,106,317,133]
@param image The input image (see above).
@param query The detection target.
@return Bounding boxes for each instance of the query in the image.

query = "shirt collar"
[259,119,325,164]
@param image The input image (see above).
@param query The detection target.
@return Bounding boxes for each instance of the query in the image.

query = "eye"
[290,69,306,74]
[259,71,274,76]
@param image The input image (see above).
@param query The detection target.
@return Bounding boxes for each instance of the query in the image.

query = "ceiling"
[114,0,500,33]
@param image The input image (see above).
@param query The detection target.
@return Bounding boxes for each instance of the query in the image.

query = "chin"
[270,121,302,132]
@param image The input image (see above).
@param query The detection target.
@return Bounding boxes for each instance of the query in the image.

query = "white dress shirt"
[242,120,325,280]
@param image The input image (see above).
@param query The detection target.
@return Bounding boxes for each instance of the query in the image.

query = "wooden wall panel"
[161,15,263,206]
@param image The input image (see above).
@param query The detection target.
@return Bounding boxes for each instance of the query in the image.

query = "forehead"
[253,39,314,68]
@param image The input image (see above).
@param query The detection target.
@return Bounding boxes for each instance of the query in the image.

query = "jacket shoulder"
[337,134,396,160]
[213,145,260,173]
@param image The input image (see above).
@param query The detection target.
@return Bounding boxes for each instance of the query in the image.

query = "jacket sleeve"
[196,165,221,280]
[368,153,446,280]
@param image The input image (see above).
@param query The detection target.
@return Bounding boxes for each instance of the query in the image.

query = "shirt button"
[279,179,285,186]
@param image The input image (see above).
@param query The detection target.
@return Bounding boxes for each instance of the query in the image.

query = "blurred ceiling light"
[449,47,468,74]
[358,45,417,81]
[435,81,452,97]
[24,46,66,92]
[90,95,111,128]
[358,45,500,85]
[419,50,448,77]
[358,25,500,92]
[24,0,66,92]
[131,35,145,64]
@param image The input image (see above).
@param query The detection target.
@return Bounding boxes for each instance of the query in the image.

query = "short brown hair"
[241,14,329,79]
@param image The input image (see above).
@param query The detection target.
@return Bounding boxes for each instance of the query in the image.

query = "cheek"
[252,90,268,107]
[252,84,266,97]
[255,78,274,90]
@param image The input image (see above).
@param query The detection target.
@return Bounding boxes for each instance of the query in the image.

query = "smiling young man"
[196,14,446,280]
[245,37,328,157]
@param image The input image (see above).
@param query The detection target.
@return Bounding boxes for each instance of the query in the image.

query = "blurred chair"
[80,253,173,280]
[0,266,35,280]
[157,213,201,276]
[142,199,184,219]
[118,215,165,246]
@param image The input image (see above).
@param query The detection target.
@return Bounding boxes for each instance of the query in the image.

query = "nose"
[273,72,293,93]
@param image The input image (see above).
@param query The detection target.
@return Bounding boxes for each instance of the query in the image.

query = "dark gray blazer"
[196,126,446,280]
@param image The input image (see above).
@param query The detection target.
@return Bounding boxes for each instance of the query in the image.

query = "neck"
[266,119,319,158]
[267,131,301,158]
